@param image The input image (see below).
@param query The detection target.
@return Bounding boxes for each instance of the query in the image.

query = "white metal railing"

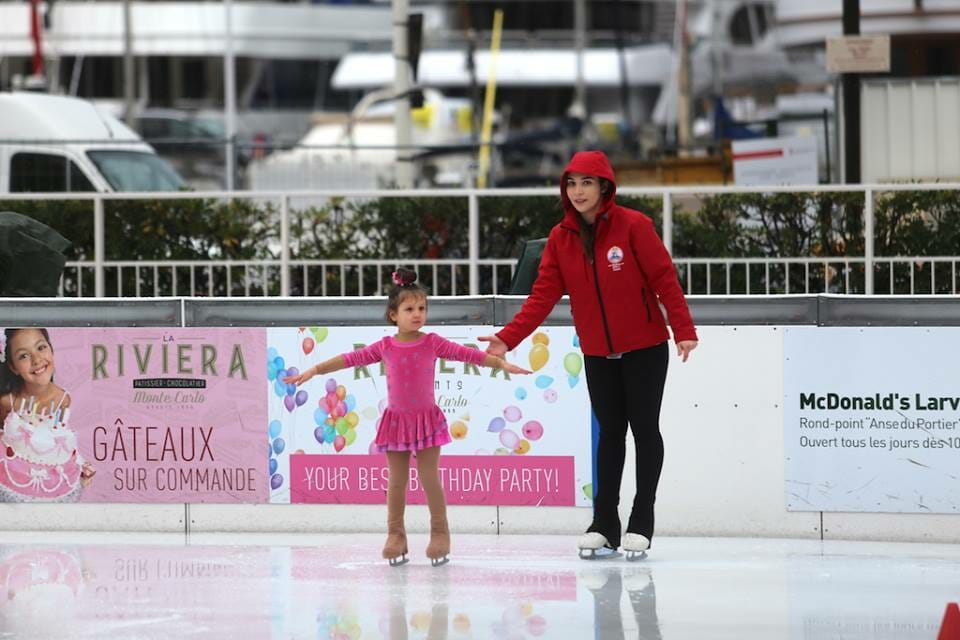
[4,183,960,298]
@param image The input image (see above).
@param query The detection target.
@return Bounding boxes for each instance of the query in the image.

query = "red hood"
[560,150,618,223]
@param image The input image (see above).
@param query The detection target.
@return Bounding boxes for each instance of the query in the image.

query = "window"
[10,152,96,192]
[86,150,185,192]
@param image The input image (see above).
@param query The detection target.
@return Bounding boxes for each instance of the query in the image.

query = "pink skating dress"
[341,333,487,452]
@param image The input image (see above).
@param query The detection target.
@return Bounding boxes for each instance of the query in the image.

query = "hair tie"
[391,271,404,287]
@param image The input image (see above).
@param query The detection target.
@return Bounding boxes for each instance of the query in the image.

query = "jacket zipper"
[641,288,652,322]
[590,221,615,354]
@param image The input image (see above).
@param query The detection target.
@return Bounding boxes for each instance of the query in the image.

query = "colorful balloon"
[568,375,579,389]
[285,383,296,396]
[487,417,506,433]
[514,439,531,455]
[313,327,329,343]
[503,405,522,422]
[534,375,553,389]
[295,390,308,406]
[563,352,583,377]
[345,395,357,412]
[325,378,337,394]
[344,429,357,446]
[314,408,328,424]
[449,421,468,439]
[335,417,349,435]
[273,356,285,370]
[283,394,296,412]
[267,346,279,360]
[532,332,550,346]
[333,435,346,452]
[314,427,325,444]
[346,411,360,428]
[302,337,315,355]
[515,387,527,401]
[272,437,285,454]
[522,420,544,441]
[573,334,580,348]
[269,458,278,475]
[270,473,283,490]
[268,420,282,438]
[287,366,299,377]
[335,385,346,400]
[528,343,549,372]
[543,389,558,403]
[324,425,336,443]
[582,483,594,499]
[499,429,520,449]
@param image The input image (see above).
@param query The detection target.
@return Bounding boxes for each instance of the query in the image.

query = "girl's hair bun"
[392,268,418,287]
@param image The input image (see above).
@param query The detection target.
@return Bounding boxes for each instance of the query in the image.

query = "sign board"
[826,35,891,73]
[732,136,819,186]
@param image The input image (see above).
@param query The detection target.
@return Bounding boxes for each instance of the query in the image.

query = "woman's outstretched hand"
[478,334,508,357]
[677,340,698,362]
[283,367,316,387]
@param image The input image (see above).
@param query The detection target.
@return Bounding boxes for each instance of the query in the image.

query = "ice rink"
[1,531,958,639]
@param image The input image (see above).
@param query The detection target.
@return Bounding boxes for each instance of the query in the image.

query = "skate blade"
[430,555,450,567]
[625,550,648,562]
[387,554,409,567]
[578,547,622,560]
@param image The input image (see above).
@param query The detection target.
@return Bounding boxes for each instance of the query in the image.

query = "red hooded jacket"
[497,150,697,357]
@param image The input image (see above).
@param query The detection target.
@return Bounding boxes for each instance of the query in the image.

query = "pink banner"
[0,328,268,503]
[289,454,575,506]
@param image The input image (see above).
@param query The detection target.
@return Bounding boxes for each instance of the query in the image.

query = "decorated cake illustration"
[0,399,82,502]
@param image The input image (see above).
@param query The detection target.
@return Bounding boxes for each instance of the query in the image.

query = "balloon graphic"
[295,390,308,406]
[494,447,511,456]
[267,366,277,382]
[324,425,336,443]
[313,327,329,343]
[272,437,285,454]
[335,417,350,435]
[499,429,520,449]
[503,406,522,422]
[345,395,357,412]
[287,366,299,378]
[568,375,579,389]
[325,378,337,394]
[333,434,346,452]
[522,420,544,441]
[573,334,580,348]
[534,375,553,389]
[582,483,594,499]
[514,439,531,455]
[302,337,315,355]
[346,411,360,428]
[515,387,527,401]
[532,332,550,346]
[543,389,558,403]
[267,346,279,360]
[269,458,278,475]
[487,417,506,433]
[270,473,283,490]
[528,343,549,372]
[273,356,285,370]
[314,408,328,424]
[449,421,468,439]
[283,394,296,412]
[563,352,583,377]
[344,429,357,446]
[268,420,282,438]
[285,383,296,396]
[314,427,325,444]
[273,379,286,398]
[336,385,346,400]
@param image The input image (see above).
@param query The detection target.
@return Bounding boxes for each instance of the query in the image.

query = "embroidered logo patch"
[607,245,624,271]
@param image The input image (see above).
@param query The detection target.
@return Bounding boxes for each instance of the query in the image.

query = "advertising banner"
[266,326,592,506]
[0,327,268,503]
[784,327,960,513]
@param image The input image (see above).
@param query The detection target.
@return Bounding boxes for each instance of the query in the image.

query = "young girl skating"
[285,268,531,566]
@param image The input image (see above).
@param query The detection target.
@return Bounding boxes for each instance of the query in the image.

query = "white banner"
[784,327,960,513]
[265,326,592,506]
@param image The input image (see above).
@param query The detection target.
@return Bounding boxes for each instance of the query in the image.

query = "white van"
[0,92,186,193]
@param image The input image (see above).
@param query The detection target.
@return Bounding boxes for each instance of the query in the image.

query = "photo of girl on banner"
[0,328,95,503]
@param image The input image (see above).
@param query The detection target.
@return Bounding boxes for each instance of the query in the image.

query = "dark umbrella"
[0,211,71,296]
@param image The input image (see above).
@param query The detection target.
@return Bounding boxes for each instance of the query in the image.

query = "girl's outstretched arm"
[482,354,532,375]
[283,355,347,386]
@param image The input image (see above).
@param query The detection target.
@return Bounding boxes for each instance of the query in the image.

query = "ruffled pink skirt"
[374,405,451,453]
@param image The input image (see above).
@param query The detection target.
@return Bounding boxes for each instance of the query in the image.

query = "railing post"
[469,191,479,295]
[280,195,291,297]
[94,196,105,298]
[662,190,673,255]
[864,186,874,295]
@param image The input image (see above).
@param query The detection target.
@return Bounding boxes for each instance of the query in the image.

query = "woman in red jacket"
[480,150,698,558]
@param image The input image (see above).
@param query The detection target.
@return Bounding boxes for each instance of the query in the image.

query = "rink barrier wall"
[1,294,958,544]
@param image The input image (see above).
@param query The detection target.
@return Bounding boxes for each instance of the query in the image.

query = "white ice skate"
[577,532,621,560]
[622,533,649,562]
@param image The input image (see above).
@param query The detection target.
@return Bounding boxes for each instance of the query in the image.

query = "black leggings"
[584,341,669,547]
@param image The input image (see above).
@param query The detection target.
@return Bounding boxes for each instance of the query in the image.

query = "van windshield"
[86,150,186,191]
